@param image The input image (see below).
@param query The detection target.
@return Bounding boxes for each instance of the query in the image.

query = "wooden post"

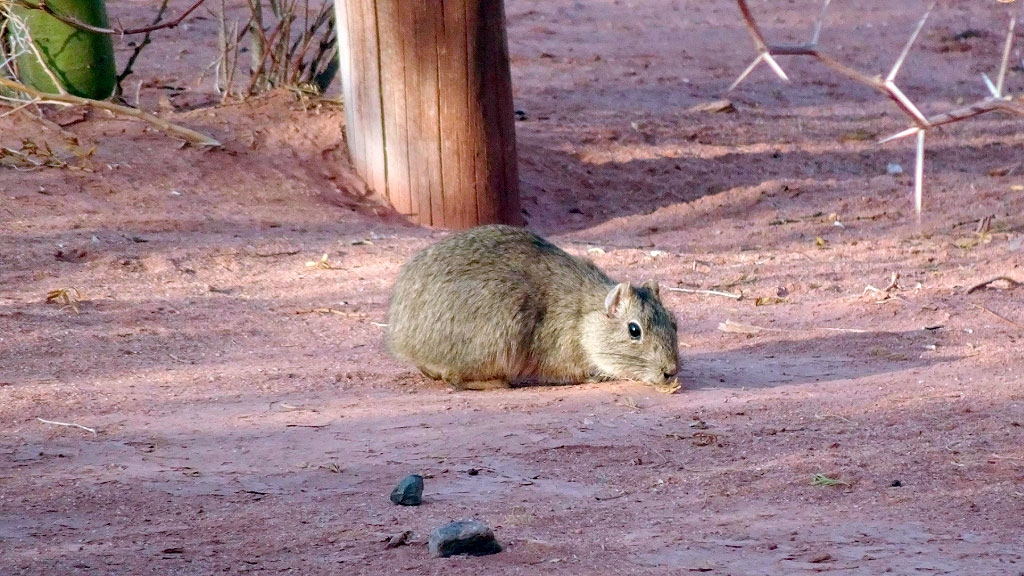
[334,0,522,229]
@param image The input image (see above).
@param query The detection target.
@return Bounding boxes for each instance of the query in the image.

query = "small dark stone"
[891,480,902,487]
[428,520,502,558]
[390,474,423,506]
[466,468,480,476]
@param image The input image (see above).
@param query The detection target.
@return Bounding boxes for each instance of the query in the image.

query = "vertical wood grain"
[359,0,387,198]
[438,0,472,227]
[414,0,444,226]
[343,0,366,180]
[376,0,412,215]
[336,0,520,229]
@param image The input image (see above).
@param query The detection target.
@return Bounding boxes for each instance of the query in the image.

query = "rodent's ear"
[604,283,629,317]
[642,280,660,296]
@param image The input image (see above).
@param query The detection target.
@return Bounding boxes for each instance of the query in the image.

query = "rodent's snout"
[662,364,678,383]
[646,362,677,385]
[662,351,679,378]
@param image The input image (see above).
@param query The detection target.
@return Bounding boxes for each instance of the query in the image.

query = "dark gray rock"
[389,474,423,506]
[428,520,502,558]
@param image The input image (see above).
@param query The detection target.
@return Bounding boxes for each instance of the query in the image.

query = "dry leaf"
[718,320,771,334]
[687,99,736,114]
[305,253,334,269]
[840,129,875,142]
[953,237,979,249]
[987,162,1020,177]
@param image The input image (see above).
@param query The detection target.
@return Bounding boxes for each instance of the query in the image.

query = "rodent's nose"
[663,366,678,381]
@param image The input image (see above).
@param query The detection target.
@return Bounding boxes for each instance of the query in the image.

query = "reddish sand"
[1,1,1022,574]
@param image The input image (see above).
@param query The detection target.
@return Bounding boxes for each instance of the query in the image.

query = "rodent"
[386,225,679,390]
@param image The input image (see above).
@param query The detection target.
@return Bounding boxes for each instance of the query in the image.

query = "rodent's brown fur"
[387,225,679,389]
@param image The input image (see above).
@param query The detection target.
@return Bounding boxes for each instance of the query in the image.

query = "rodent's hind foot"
[451,379,512,391]
[418,366,444,380]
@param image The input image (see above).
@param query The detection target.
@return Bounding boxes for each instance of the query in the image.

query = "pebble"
[886,163,904,175]
[428,520,502,558]
[389,474,423,506]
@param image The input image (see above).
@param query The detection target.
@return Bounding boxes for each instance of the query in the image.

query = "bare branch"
[11,0,208,36]
[0,76,221,147]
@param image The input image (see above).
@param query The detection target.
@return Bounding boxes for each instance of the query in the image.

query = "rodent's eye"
[628,322,642,340]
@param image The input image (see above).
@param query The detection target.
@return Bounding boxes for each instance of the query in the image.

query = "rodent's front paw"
[651,381,682,394]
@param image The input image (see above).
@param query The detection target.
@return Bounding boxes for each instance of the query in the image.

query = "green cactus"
[9,0,116,99]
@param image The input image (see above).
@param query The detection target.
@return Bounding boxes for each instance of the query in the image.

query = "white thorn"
[763,52,791,82]
[879,126,922,144]
[887,0,936,83]
[811,0,832,46]
[915,131,925,218]
[982,73,1000,99]
[996,11,1017,98]
[728,54,767,92]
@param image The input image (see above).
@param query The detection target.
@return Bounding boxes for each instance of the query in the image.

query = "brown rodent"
[387,225,679,390]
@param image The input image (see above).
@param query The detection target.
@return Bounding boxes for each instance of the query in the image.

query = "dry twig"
[965,276,1024,295]
[972,303,1024,330]
[37,417,97,434]
[667,286,743,299]
[11,0,208,36]
[0,77,220,147]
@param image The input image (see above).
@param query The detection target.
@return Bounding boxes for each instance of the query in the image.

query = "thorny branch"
[729,0,1024,217]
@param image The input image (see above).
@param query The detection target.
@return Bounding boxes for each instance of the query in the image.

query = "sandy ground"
[1,0,1023,574]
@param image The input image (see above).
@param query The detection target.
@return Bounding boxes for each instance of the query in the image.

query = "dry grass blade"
[46,287,82,313]
[811,473,849,487]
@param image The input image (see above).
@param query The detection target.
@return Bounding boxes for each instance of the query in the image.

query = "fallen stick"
[965,276,1024,295]
[667,287,743,299]
[0,77,221,147]
[718,319,868,334]
[972,304,1024,330]
[293,308,368,318]
[37,417,97,434]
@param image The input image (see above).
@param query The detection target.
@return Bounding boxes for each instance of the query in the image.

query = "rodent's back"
[387,225,613,383]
